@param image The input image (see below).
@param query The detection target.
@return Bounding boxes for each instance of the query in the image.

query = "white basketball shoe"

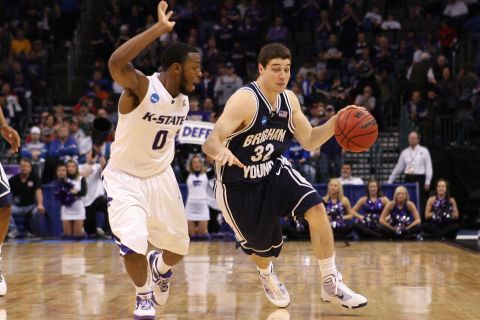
[258,264,290,308]
[133,291,156,320]
[321,272,367,309]
[147,250,172,306]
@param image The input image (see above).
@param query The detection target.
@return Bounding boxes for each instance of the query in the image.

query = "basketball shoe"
[0,257,6,296]
[147,250,172,306]
[134,291,156,320]
[258,264,290,308]
[321,272,367,309]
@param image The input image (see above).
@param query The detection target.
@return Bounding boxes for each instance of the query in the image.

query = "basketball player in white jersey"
[0,108,21,297]
[102,2,201,319]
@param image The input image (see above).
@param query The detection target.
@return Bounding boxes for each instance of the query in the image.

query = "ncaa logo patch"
[150,93,160,103]
[261,115,268,125]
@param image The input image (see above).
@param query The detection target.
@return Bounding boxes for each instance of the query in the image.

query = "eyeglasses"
[326,108,334,112]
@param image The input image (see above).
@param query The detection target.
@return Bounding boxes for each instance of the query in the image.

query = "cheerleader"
[57,160,87,239]
[323,179,356,239]
[423,179,460,238]
[352,178,390,239]
[185,155,213,239]
[379,186,421,239]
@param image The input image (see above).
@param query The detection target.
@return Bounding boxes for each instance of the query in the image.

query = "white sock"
[134,278,152,295]
[318,256,337,278]
[257,261,272,276]
[155,252,172,275]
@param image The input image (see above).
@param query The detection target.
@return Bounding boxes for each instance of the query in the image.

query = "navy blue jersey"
[216,82,295,185]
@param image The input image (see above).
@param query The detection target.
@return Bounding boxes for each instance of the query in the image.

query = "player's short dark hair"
[161,42,199,70]
[258,43,291,68]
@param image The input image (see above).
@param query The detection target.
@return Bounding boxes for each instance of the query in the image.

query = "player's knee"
[304,204,326,224]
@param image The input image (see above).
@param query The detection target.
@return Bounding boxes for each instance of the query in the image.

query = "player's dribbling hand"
[337,105,367,117]
[0,125,20,153]
[157,1,175,32]
[215,148,245,168]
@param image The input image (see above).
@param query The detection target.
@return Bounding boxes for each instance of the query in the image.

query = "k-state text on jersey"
[243,128,287,147]
[142,112,186,125]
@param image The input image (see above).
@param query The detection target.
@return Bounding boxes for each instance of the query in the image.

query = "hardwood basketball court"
[0,240,478,319]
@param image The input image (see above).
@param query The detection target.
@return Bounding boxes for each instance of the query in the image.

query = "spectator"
[338,162,363,185]
[59,160,87,239]
[185,155,212,240]
[437,21,457,58]
[443,0,468,30]
[238,15,260,57]
[381,13,402,31]
[324,34,343,76]
[329,86,349,112]
[352,178,389,239]
[363,6,382,32]
[20,126,47,178]
[8,158,45,238]
[196,70,215,103]
[423,179,460,238]
[354,85,376,113]
[186,96,210,122]
[266,16,288,45]
[80,148,109,238]
[315,10,333,53]
[213,62,243,111]
[437,67,457,114]
[308,101,327,126]
[407,52,436,97]
[10,29,32,57]
[338,3,360,57]
[388,131,432,217]
[44,124,79,183]
[432,55,450,82]
[214,17,235,53]
[405,90,428,126]
[463,9,480,75]
[90,21,115,62]
[379,186,422,239]
[323,178,355,239]
[285,139,316,183]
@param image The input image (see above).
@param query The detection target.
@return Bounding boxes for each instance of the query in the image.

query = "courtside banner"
[178,120,214,145]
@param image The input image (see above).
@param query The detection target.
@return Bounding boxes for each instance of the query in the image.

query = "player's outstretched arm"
[108,1,174,97]
[286,91,363,151]
[202,90,256,168]
[0,108,20,153]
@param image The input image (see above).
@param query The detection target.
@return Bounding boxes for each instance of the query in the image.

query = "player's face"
[179,53,202,95]
[368,182,378,196]
[259,59,291,92]
[437,181,447,195]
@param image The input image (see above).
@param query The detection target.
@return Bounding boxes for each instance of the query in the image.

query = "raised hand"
[157,1,175,32]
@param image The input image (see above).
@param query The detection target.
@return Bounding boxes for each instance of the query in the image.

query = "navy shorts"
[216,157,323,257]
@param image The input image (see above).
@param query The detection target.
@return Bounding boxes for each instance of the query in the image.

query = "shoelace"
[159,278,169,292]
[137,294,153,310]
[264,272,284,298]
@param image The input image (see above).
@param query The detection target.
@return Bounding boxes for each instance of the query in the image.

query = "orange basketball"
[334,108,378,152]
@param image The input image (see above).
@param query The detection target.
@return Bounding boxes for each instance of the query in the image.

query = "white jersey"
[109,73,189,178]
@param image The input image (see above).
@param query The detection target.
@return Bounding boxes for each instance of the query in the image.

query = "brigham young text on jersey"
[215,82,294,183]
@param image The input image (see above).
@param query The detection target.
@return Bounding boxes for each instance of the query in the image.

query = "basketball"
[335,107,378,152]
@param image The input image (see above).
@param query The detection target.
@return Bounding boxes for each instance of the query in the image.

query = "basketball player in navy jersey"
[203,43,367,309]
[0,108,21,297]
[104,1,202,319]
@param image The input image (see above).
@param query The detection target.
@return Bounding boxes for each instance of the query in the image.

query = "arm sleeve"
[77,177,88,197]
[388,151,406,183]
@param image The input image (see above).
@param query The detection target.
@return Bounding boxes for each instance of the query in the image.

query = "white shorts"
[102,165,189,256]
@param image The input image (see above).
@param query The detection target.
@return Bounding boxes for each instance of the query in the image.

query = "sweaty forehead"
[267,59,291,68]
[185,53,201,64]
